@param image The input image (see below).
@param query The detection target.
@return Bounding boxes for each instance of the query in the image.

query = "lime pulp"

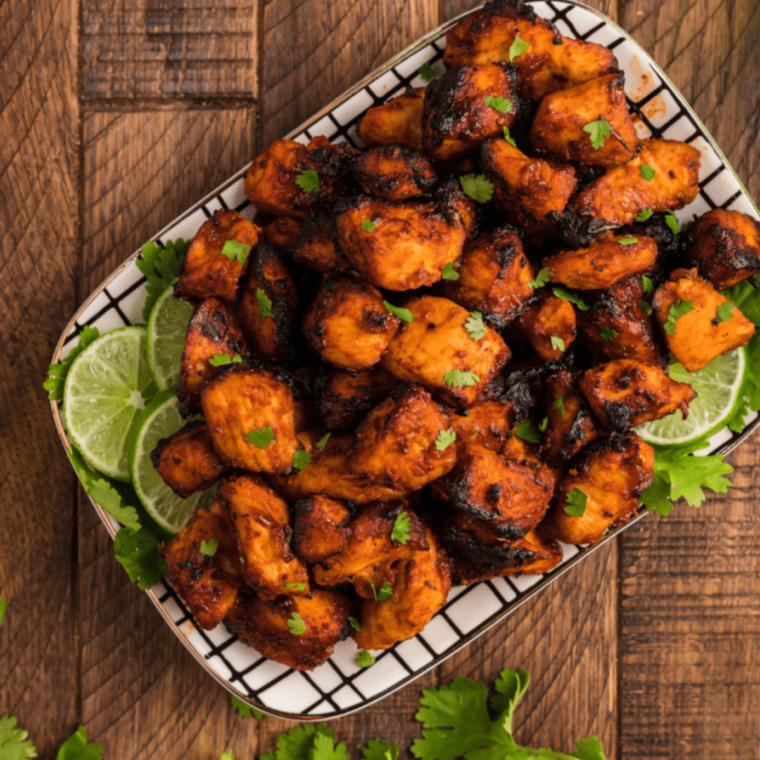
[146,287,193,391]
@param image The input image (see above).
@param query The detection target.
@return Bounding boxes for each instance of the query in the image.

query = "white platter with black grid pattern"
[49,0,760,721]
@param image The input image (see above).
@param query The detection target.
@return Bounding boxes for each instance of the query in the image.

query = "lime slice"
[64,326,155,481]
[129,390,213,533]
[636,347,746,446]
[146,287,193,390]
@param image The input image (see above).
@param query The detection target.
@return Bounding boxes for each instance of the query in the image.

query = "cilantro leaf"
[0,597,6,629]
[717,301,735,322]
[312,731,351,760]
[723,280,760,412]
[442,262,460,281]
[552,394,565,416]
[209,352,242,366]
[356,650,376,668]
[200,538,218,557]
[266,724,336,760]
[444,370,481,388]
[221,240,251,265]
[642,275,654,295]
[538,417,548,432]
[384,301,414,323]
[570,736,608,760]
[284,582,307,592]
[56,724,102,760]
[362,740,399,760]
[639,164,656,181]
[484,95,512,114]
[220,753,234,760]
[664,211,681,235]
[361,220,377,232]
[113,526,167,591]
[391,512,412,544]
[600,327,618,340]
[44,326,100,401]
[464,311,487,341]
[663,300,694,334]
[640,471,674,517]
[583,118,612,149]
[136,239,189,322]
[257,288,273,318]
[503,126,516,147]
[368,578,393,601]
[316,432,332,452]
[296,170,320,194]
[727,394,750,433]
[293,450,312,471]
[515,419,540,444]
[231,694,265,720]
[564,487,588,516]
[288,612,306,635]
[618,237,637,245]
[529,267,551,290]
[349,616,362,631]
[553,288,589,311]
[419,61,436,82]
[247,426,276,449]
[0,715,37,760]
[459,174,494,204]
[550,336,565,352]
[435,429,457,452]
[639,299,653,316]
[509,34,531,61]
[635,208,654,222]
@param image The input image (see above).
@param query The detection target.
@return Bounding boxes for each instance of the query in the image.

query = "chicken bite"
[381,295,511,407]
[261,216,302,252]
[358,87,425,151]
[293,495,352,565]
[315,366,398,430]
[652,268,755,372]
[353,145,437,201]
[303,277,401,371]
[291,212,352,275]
[447,397,515,452]
[175,209,260,303]
[201,363,300,474]
[579,358,696,432]
[513,291,576,361]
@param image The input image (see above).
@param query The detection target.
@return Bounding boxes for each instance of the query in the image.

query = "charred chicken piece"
[315,366,398,430]
[530,74,638,166]
[381,295,511,408]
[652,268,755,372]
[159,500,241,630]
[444,0,619,101]
[544,432,654,545]
[579,358,696,432]
[151,422,229,498]
[236,241,299,365]
[175,209,260,303]
[293,495,352,565]
[513,291,576,361]
[177,297,248,417]
[434,177,479,240]
[353,145,437,201]
[225,588,354,671]
[201,363,300,474]
[682,209,760,290]
[447,397,516,452]
[290,212,352,275]
[218,473,309,599]
[303,277,401,371]
[335,196,466,291]
[358,87,425,151]
[350,385,457,492]
[261,216,301,252]
[422,63,520,162]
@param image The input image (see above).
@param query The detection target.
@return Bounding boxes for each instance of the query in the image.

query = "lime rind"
[63,326,154,481]
[146,287,193,391]
[637,347,747,447]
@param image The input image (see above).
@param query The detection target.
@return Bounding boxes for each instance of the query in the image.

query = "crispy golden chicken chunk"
[218,473,309,599]
[270,432,408,504]
[652,268,756,372]
[440,227,534,326]
[315,366,398,430]
[381,295,510,407]
[580,358,696,432]
[422,63,520,162]
[225,588,353,671]
[432,444,554,539]
[683,209,760,289]
[544,433,654,545]
[175,209,260,303]
[513,292,576,361]
[236,241,298,365]
[353,145,437,201]
[530,74,638,166]
[313,503,429,598]
[303,277,401,370]
[151,422,229,498]
[577,276,662,364]
[539,369,600,468]
[261,216,301,252]
[159,500,240,630]
[571,139,701,227]
[177,297,248,416]
[293,495,352,565]
[335,196,466,291]
[444,0,619,101]
[358,87,425,151]
[352,526,451,650]
[447,397,515,452]
[201,364,300,474]
[435,177,480,240]
[291,212,351,275]
[481,137,576,224]
[350,385,457,491]
[543,235,658,290]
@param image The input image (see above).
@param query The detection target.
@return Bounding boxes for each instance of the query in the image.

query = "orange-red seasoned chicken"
[293,495,352,565]
[513,291,576,361]
[353,145,437,201]
[447,397,515,452]
[291,212,352,275]
[261,216,301,252]
[358,87,425,151]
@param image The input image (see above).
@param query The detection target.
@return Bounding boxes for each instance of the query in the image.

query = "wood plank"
[260,0,440,144]
[444,0,619,23]
[0,0,81,752]
[79,108,259,757]
[81,0,258,101]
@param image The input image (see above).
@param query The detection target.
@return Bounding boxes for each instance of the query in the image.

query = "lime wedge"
[63,326,155,481]
[146,287,193,390]
[129,390,213,533]
[636,347,746,446]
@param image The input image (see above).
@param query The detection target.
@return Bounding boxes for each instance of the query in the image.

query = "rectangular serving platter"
[49,0,760,722]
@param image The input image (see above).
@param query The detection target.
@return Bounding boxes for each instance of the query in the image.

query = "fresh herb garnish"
[529,268,551,290]
[464,311,487,341]
[315,432,332,452]
[136,238,189,322]
[443,370,481,388]
[564,487,588,516]
[296,169,320,194]
[435,429,457,452]
[600,327,618,340]
[515,419,540,444]
[663,300,695,334]
[618,237,637,245]
[384,301,414,323]
[642,275,654,295]
[459,174,494,203]
[356,650,376,668]
[292,450,312,471]
[553,288,589,311]
[0,715,37,760]
[257,288,273,318]
[503,126,517,147]
[419,61,436,82]
[639,299,653,316]
[44,326,100,401]
[552,394,565,416]
[231,694,265,720]
[200,538,219,557]
[288,612,306,636]
[583,118,612,149]
[368,578,393,602]
[284,582,307,592]
[247,426,276,449]
[664,211,681,235]
[550,336,565,352]
[640,164,656,181]
[483,95,512,113]
[509,34,532,61]
[441,262,459,281]
[209,353,243,366]
[391,512,412,545]
[221,240,251,264]
[635,208,654,222]
[717,301,735,322]
[361,220,377,232]
[349,616,362,632]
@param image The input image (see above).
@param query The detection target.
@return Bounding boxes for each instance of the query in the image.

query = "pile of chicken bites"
[153,0,760,671]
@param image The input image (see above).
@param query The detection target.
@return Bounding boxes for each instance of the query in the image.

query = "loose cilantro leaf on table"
[44,326,100,401]
[464,311,486,341]
[419,62,437,82]
[247,426,276,449]
[444,370,481,388]
[136,239,189,322]
[356,650,376,668]
[56,725,102,760]
[553,288,589,311]
[663,300,694,334]
[583,118,612,149]
[384,301,414,323]
[0,715,37,760]
[484,95,512,113]
[221,240,251,265]
[509,34,531,61]
[529,267,551,290]
[459,174,494,204]
[220,752,234,760]
[391,512,412,544]
[441,262,459,281]
[564,487,588,517]
[296,170,320,194]
[515,419,540,444]
[435,429,457,452]
[362,740,399,760]
[231,694,265,720]
[261,724,346,760]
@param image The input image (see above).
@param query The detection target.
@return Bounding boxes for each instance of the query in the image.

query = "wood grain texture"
[82,0,257,101]
[0,0,81,753]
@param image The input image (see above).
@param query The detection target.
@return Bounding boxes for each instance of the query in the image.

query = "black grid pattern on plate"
[58,0,760,721]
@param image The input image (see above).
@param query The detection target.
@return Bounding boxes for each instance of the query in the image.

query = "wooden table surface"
[1,0,759,757]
